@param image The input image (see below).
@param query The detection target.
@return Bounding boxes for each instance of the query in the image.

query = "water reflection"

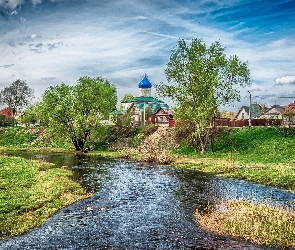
[0,151,291,249]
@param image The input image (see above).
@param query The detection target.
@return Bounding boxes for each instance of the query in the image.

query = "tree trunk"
[199,129,211,154]
[199,134,206,154]
[193,136,199,152]
[210,132,214,152]
[72,137,85,152]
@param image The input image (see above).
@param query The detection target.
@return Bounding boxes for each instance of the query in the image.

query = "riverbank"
[111,126,295,193]
[0,155,90,239]
[1,125,295,248]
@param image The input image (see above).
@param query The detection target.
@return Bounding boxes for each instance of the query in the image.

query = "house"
[259,105,286,119]
[0,107,13,117]
[151,107,174,126]
[235,104,267,120]
[283,101,295,125]
[121,75,172,126]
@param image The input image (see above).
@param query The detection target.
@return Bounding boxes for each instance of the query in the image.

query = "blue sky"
[0,0,294,110]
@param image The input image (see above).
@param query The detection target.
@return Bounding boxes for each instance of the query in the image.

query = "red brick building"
[0,107,13,117]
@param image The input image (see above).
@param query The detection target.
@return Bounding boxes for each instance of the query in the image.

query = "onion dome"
[138,74,152,88]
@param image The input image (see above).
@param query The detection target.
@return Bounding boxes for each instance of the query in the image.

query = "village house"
[283,100,295,125]
[0,107,13,117]
[259,105,286,119]
[235,103,267,120]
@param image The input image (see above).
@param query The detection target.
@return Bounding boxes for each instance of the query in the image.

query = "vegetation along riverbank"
[0,125,295,248]
[0,154,89,239]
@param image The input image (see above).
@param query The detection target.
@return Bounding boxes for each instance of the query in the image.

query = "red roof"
[285,101,295,113]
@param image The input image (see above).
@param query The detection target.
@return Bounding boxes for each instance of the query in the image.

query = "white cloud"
[0,0,23,9]
[132,16,147,20]
[0,0,45,9]
[0,0,294,110]
[30,33,40,39]
[275,76,295,85]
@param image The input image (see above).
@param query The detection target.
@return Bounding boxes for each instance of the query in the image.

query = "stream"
[1,152,294,249]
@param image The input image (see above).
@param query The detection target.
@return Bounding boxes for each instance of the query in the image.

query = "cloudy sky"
[0,0,294,110]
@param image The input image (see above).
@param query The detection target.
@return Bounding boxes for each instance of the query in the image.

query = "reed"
[195,201,295,248]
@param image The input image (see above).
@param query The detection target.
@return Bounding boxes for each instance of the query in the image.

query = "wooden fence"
[215,118,283,128]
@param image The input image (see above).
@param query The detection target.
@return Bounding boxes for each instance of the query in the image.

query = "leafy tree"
[36,76,117,152]
[120,93,135,110]
[156,38,250,153]
[20,104,38,126]
[0,79,34,117]
[142,106,153,124]
[217,110,236,120]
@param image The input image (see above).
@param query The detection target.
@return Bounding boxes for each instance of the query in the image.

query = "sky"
[0,0,294,111]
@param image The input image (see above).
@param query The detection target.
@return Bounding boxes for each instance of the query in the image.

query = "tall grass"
[195,201,295,249]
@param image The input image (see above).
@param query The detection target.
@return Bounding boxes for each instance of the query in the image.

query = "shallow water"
[1,152,293,249]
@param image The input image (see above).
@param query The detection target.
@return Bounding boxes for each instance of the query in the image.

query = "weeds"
[195,201,295,249]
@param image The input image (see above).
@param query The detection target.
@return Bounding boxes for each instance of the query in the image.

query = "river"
[1,152,294,249]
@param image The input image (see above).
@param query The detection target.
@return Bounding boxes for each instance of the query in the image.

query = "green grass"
[213,127,295,164]
[0,155,89,238]
[172,127,295,192]
[0,126,73,150]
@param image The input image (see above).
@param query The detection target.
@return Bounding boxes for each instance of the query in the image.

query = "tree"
[156,38,250,153]
[20,104,38,126]
[36,76,117,152]
[142,106,153,124]
[0,79,34,117]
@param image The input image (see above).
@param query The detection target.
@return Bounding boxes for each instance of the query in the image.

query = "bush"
[0,115,16,127]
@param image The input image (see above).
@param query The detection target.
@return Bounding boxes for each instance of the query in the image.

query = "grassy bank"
[172,127,295,192]
[0,126,73,151]
[195,201,295,249]
[0,155,89,239]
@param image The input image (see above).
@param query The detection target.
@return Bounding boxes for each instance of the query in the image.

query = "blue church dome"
[138,74,152,88]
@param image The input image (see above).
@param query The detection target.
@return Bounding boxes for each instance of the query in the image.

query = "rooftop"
[138,74,152,89]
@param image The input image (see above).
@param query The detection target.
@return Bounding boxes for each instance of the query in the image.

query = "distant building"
[259,105,286,119]
[235,104,267,120]
[121,74,173,126]
[0,107,13,117]
[283,100,295,125]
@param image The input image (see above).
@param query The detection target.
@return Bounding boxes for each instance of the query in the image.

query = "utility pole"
[143,102,146,126]
[248,91,252,127]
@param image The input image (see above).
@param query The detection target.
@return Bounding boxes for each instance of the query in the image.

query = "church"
[121,75,173,126]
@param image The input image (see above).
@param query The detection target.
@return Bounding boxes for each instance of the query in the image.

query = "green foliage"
[172,141,195,156]
[0,115,16,126]
[216,127,295,164]
[0,127,38,147]
[142,106,153,122]
[156,38,250,153]
[173,127,295,191]
[20,104,38,125]
[0,126,73,150]
[0,79,34,116]
[177,127,295,165]
[36,76,117,152]
[128,133,145,147]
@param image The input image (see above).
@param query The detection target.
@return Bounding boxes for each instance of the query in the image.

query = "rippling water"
[1,152,293,249]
